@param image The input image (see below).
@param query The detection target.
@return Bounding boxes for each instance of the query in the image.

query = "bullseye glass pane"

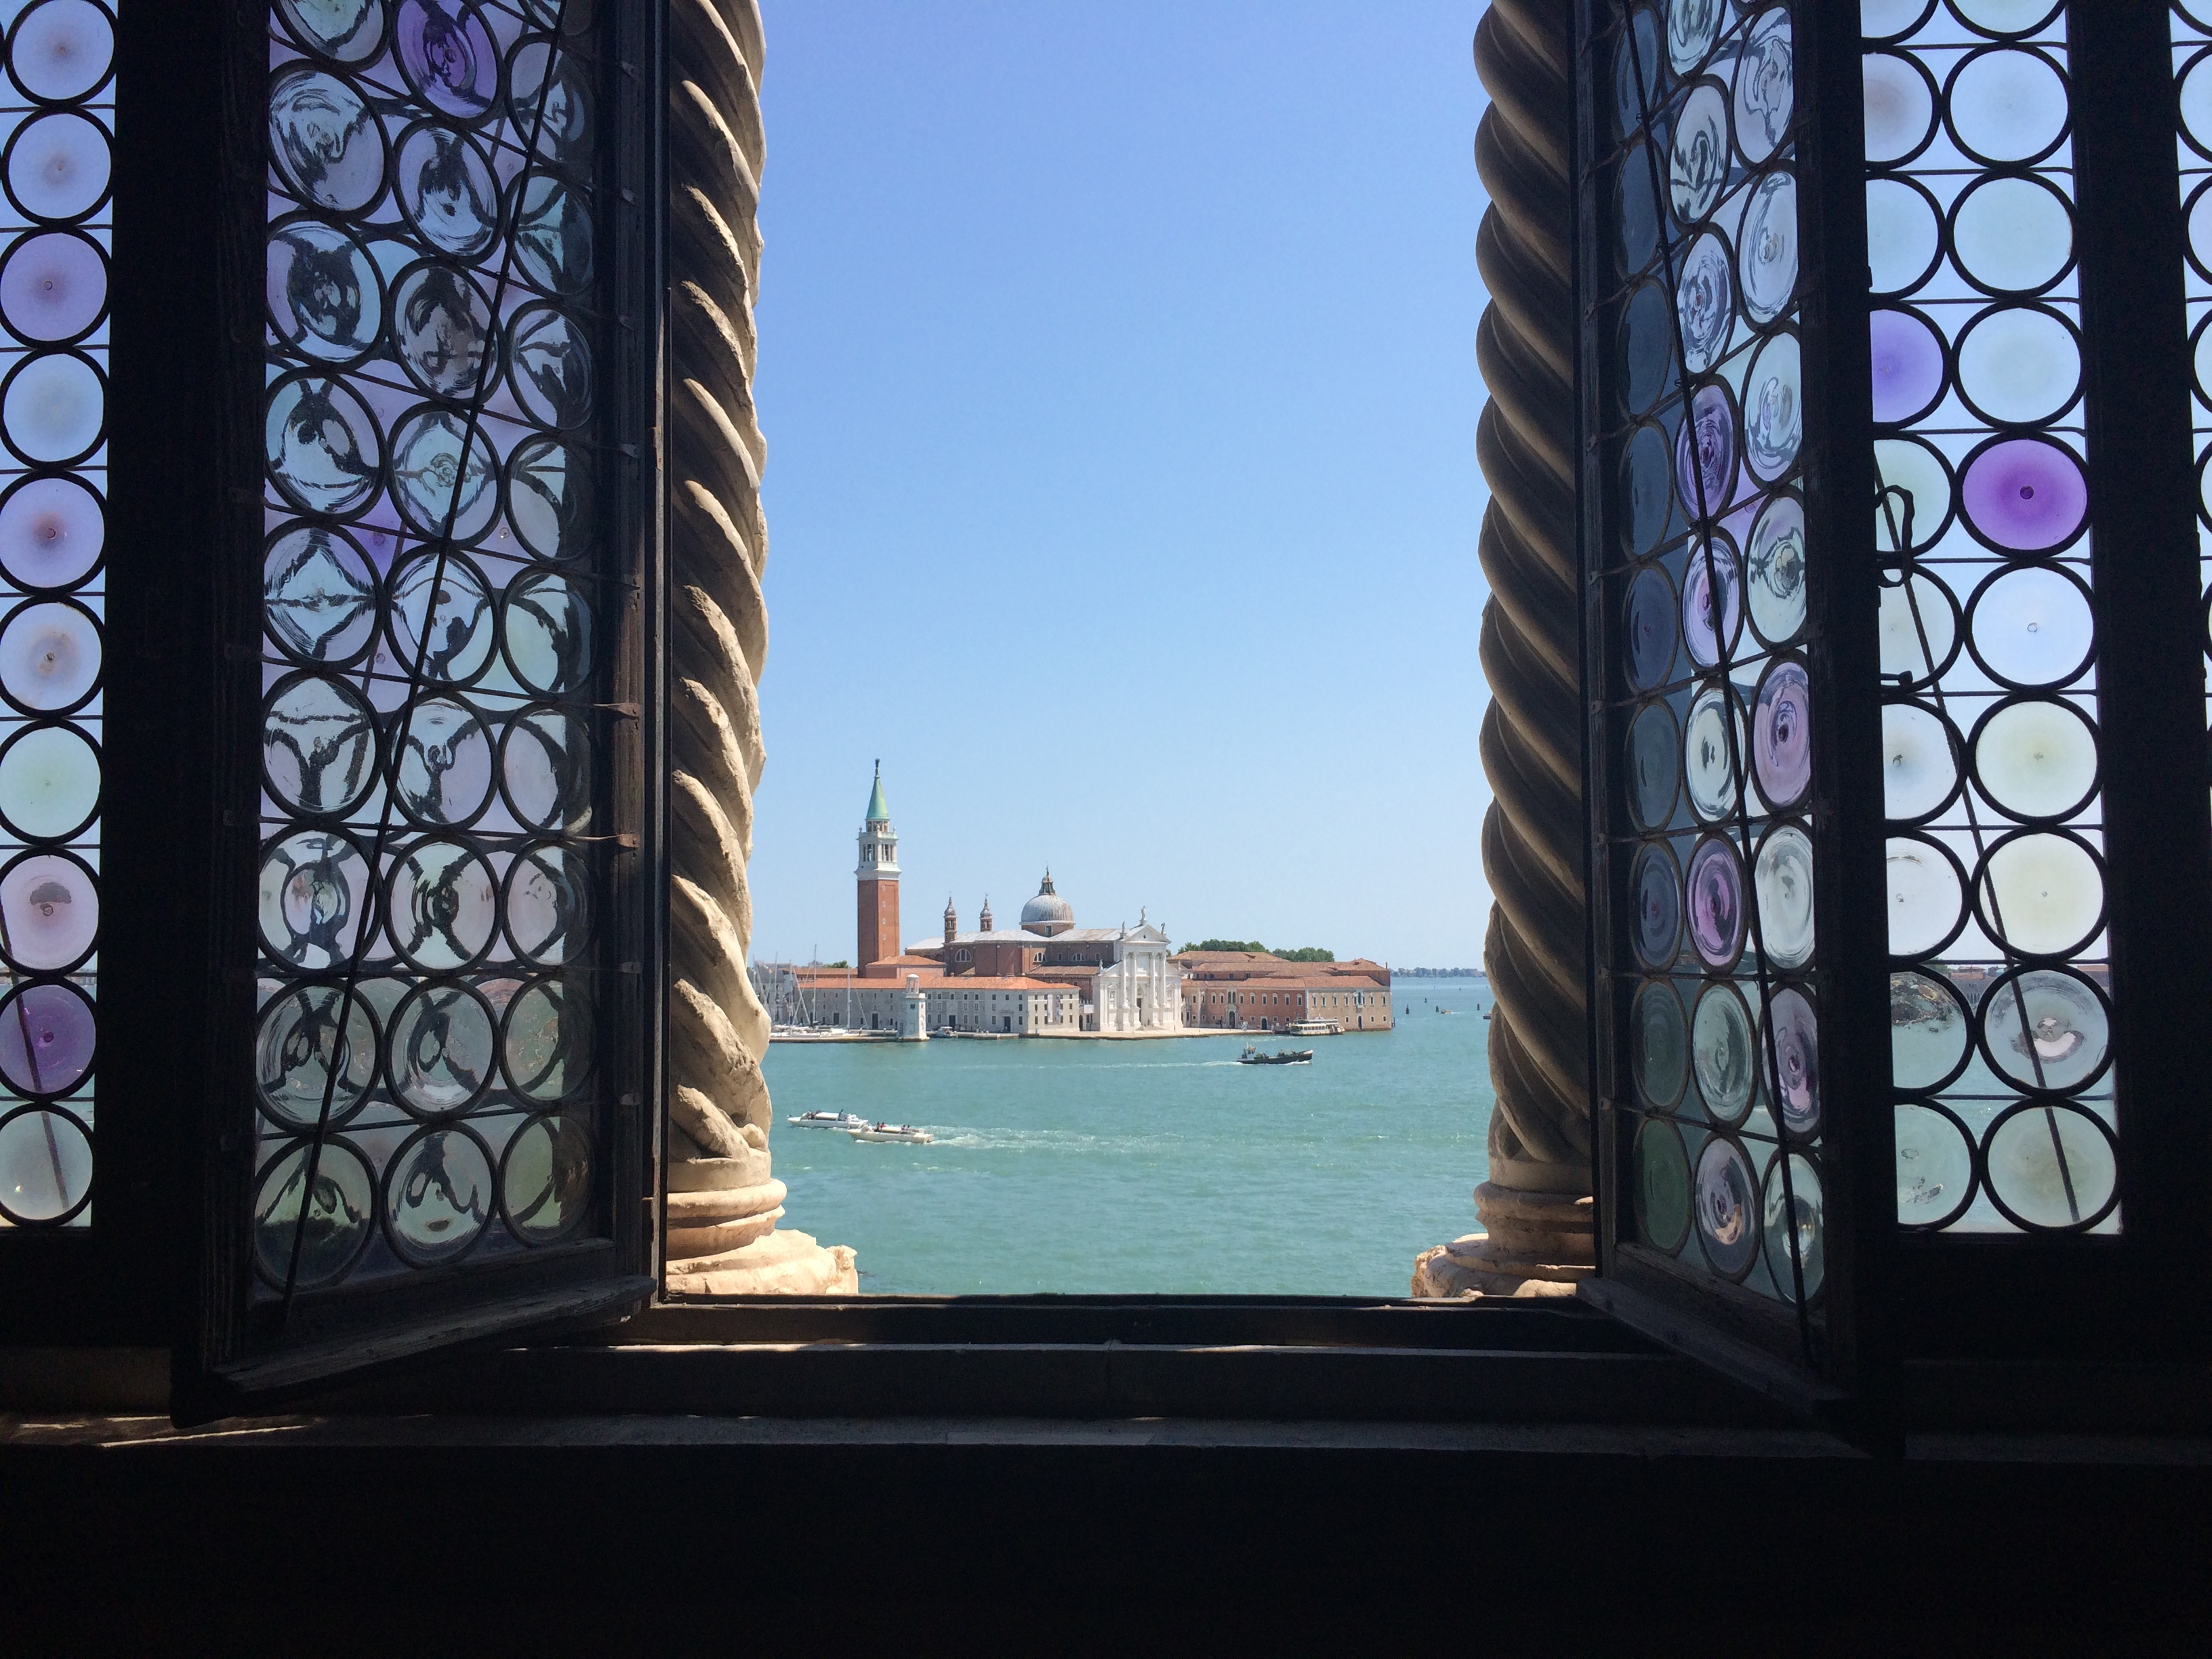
[1592,3,1825,1319]
[253,0,622,1294]
[1872,4,2114,1233]
[0,0,111,1233]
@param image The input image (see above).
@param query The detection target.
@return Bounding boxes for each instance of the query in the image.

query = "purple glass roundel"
[396,0,500,123]
[1753,659,1812,808]
[0,232,107,344]
[1686,836,1746,968]
[1624,566,1676,691]
[0,981,94,1097]
[1868,308,1945,426]
[1675,383,1736,520]
[0,475,102,591]
[1631,842,1680,968]
[1960,437,2087,553]
[1766,986,1820,1135]
[1681,541,1742,668]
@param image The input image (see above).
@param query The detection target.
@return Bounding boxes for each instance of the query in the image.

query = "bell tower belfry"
[855,760,901,968]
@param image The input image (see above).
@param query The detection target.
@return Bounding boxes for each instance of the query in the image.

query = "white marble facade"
[1079,922,1183,1033]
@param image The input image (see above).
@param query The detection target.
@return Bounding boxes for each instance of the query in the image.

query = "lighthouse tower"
[855,760,901,968]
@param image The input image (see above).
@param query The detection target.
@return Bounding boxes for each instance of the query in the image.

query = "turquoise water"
[761,977,1495,1294]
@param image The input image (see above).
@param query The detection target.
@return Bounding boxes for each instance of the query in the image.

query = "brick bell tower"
[855,760,901,968]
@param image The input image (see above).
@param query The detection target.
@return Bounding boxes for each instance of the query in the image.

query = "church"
[915,876,1184,1036]
[806,764,1184,1035]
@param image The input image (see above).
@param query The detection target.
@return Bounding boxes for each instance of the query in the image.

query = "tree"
[1172,940,1336,962]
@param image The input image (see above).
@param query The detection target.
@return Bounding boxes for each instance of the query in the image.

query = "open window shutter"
[1576,0,2212,1420]
[1573,0,1894,1423]
[146,0,664,1416]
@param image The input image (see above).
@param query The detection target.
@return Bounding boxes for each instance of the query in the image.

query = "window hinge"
[615,833,640,850]
[608,701,642,719]
[621,961,643,975]
[617,443,640,459]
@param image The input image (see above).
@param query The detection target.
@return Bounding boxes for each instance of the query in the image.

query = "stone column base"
[662,1111,860,1296]
[1411,1233,1590,1299]
[1410,1180,1595,1300]
[668,1227,860,1296]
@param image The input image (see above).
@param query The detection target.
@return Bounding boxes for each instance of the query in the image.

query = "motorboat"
[1239,1045,1313,1066]
[790,1110,869,1129]
[849,1122,935,1144]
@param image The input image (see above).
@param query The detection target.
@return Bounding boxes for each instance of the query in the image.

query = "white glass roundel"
[1955,306,2078,426]
[1951,175,2072,295]
[1881,702,1956,821]
[1948,47,2068,164]
[1866,178,1940,294]
[2,352,102,464]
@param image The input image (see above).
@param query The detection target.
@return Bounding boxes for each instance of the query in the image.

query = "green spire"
[866,759,889,823]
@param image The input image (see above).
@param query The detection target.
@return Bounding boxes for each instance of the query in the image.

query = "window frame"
[1574,0,2212,1394]
[1883,2,2212,1364]
[190,0,671,1399]
[0,0,668,1392]
[12,1,2211,1427]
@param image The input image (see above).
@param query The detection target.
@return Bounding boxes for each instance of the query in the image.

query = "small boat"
[790,1110,869,1129]
[849,1121,935,1143]
[1239,1045,1313,1066]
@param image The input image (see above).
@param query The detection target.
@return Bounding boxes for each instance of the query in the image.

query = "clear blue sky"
[747,1,1495,968]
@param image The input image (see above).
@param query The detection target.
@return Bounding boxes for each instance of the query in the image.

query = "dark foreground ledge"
[4,1391,2210,1651]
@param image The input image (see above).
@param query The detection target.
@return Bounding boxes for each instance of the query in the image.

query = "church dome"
[1020,871,1074,937]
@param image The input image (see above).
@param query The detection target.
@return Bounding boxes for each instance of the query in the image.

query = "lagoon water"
[762,976,1495,1294]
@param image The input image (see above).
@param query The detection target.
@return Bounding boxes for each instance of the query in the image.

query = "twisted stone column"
[661,0,857,1295]
[1414,0,1590,1299]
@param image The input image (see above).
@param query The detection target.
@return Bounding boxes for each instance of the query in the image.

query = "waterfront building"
[760,968,1080,1036]
[919,874,1184,1033]
[1176,951,1395,1032]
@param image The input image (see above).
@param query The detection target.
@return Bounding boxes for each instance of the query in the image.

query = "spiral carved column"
[1413,0,1591,1298]
[661,0,857,1296]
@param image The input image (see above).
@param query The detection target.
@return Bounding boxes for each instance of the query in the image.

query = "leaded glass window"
[0,1,112,1234]
[2173,3,2212,877]
[1868,2,2117,1235]
[1589,1,1829,1338]
[252,0,635,1305]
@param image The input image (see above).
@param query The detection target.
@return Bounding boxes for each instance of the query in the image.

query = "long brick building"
[1176,951,1394,1033]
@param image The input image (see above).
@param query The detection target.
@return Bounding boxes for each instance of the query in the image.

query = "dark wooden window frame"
[5,1,2209,1436]
[1575,0,2212,1404]
[0,0,668,1394]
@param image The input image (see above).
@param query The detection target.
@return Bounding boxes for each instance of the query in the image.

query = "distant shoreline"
[1393,968,1486,979]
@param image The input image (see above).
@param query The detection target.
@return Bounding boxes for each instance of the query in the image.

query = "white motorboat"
[849,1122,935,1144]
[790,1110,869,1129]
